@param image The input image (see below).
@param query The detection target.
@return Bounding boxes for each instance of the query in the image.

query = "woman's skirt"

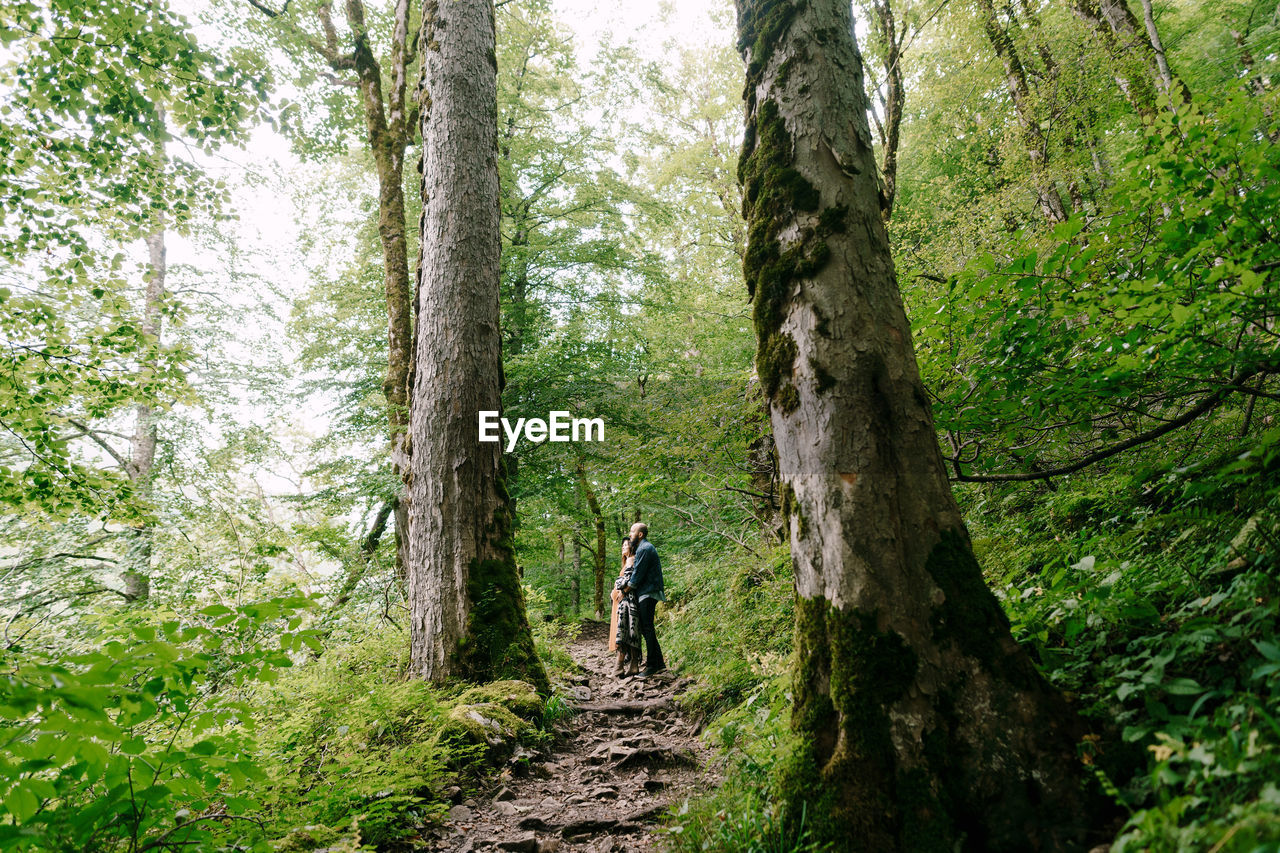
[608,588,622,651]
[615,594,641,650]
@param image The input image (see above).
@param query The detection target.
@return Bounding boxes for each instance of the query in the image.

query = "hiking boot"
[641,664,667,677]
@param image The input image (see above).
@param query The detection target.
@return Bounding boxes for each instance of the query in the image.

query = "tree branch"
[65,418,127,468]
[951,366,1269,483]
[245,0,292,17]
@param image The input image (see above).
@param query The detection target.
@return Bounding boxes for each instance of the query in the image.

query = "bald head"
[629,522,648,545]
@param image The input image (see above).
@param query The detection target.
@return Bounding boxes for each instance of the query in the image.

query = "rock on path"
[423,620,714,852]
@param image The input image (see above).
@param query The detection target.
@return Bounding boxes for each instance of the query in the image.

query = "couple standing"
[608,522,665,678]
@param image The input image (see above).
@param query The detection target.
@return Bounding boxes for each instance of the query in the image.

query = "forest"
[1,0,1278,849]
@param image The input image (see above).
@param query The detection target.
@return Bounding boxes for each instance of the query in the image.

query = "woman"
[609,538,641,677]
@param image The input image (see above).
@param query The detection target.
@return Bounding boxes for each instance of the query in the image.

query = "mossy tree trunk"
[346,0,416,583]
[407,0,547,693]
[733,0,1096,849]
[575,460,608,619]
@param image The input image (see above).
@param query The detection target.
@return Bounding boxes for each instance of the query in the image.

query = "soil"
[422,620,715,852]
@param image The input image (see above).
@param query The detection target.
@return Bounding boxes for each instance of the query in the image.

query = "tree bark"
[123,225,166,602]
[734,0,1096,848]
[976,0,1070,223]
[342,0,416,582]
[575,460,608,620]
[407,0,546,692]
[570,532,582,617]
[867,0,904,219]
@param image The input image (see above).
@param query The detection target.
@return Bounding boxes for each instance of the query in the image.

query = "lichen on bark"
[739,84,851,413]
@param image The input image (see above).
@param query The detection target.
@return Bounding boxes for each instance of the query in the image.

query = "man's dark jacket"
[627,539,665,602]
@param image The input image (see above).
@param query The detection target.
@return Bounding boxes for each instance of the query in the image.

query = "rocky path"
[424,620,714,853]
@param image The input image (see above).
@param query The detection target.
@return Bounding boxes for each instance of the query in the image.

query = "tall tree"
[1069,0,1185,114]
[976,0,1071,223]
[121,224,167,602]
[246,0,418,582]
[574,459,608,619]
[407,0,546,691]
[733,0,1095,848]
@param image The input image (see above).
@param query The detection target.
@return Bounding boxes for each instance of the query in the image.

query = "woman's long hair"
[619,538,632,576]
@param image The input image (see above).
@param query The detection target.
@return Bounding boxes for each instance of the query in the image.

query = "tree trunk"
[344,0,416,584]
[1135,0,1173,95]
[575,461,608,620]
[1069,0,1183,116]
[747,393,783,540]
[570,571,581,616]
[123,225,166,602]
[407,0,546,692]
[868,0,904,219]
[571,527,583,616]
[734,0,1095,848]
[975,0,1070,223]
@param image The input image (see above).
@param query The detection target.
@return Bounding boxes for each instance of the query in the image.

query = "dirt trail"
[425,620,715,852]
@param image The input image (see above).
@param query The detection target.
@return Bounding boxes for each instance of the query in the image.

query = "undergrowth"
[254,612,578,849]
[659,436,1280,852]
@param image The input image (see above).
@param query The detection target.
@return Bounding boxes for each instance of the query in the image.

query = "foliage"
[4,0,1280,849]
[968,436,1280,850]
[252,624,453,847]
[0,0,265,517]
[0,595,315,852]
[658,539,826,853]
[666,688,830,853]
[917,89,1280,480]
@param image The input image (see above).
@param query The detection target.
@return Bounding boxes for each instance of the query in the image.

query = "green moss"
[923,529,1040,691]
[454,496,550,695]
[895,768,954,851]
[776,382,800,415]
[818,203,849,234]
[776,596,939,850]
[736,0,808,81]
[738,86,846,413]
[757,332,798,398]
[431,701,530,765]
[455,679,543,724]
[779,483,807,539]
[810,356,836,394]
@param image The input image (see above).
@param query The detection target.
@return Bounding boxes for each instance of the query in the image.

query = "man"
[623,521,665,676]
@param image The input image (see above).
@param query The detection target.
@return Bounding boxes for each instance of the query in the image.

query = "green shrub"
[253,625,451,846]
[0,595,316,852]
[968,441,1280,851]
[254,623,556,847]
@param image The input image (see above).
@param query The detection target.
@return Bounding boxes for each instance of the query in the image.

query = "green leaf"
[4,786,40,823]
